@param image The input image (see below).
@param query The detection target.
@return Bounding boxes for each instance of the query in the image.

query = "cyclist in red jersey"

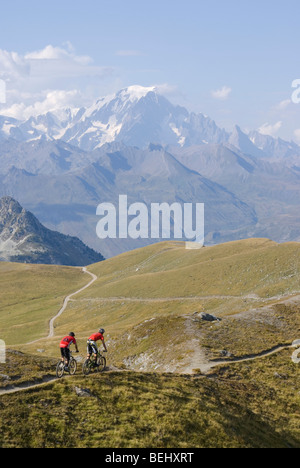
[87,328,107,364]
[60,332,79,370]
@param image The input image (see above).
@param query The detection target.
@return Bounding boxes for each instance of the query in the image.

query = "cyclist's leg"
[61,347,68,367]
[60,347,65,362]
[64,348,71,368]
[88,341,98,365]
[87,341,93,359]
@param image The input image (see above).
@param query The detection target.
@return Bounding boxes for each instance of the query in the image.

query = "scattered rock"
[0,374,10,381]
[219,350,233,358]
[7,350,24,356]
[200,313,222,322]
[274,372,288,380]
[74,386,93,398]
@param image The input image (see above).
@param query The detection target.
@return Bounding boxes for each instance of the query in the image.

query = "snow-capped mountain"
[0,85,228,150]
[62,86,229,150]
[1,85,299,163]
[0,85,300,259]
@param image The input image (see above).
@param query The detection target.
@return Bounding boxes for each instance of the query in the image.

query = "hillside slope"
[0,350,299,448]
[22,238,299,374]
[1,239,299,448]
[0,262,89,345]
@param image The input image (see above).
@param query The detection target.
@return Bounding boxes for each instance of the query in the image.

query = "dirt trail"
[193,344,293,375]
[1,269,298,396]
[78,292,300,304]
[0,376,58,396]
[48,268,97,339]
[27,267,98,345]
[0,344,294,397]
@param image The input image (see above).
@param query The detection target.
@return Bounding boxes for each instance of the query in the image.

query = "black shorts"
[60,347,71,360]
[87,340,98,355]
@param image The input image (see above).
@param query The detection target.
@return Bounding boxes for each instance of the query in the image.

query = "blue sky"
[0,0,299,141]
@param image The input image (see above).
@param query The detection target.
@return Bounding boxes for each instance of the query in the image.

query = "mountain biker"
[87,328,107,365]
[60,332,79,370]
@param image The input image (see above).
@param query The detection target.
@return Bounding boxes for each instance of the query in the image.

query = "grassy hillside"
[0,349,299,448]
[0,239,299,448]
[27,239,300,372]
[1,239,299,374]
[85,239,300,300]
[0,263,88,345]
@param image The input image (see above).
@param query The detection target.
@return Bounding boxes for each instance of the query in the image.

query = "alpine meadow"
[0,0,300,451]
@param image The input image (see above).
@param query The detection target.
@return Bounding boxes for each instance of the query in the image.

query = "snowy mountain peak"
[0,85,299,159]
[86,85,157,115]
[228,125,266,158]
[118,85,157,102]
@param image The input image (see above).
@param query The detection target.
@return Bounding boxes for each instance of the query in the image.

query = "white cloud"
[211,86,232,100]
[275,99,292,110]
[293,129,300,143]
[0,49,30,81]
[1,89,83,120]
[25,44,93,66]
[23,44,111,80]
[154,83,180,96]
[258,121,282,137]
[0,43,116,120]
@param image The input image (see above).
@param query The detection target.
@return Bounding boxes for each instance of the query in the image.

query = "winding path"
[48,267,97,339]
[0,267,297,396]
[0,342,295,396]
[27,267,98,345]
[195,344,293,374]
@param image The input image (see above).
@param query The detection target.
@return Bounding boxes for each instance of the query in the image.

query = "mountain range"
[0,85,299,259]
[1,85,300,163]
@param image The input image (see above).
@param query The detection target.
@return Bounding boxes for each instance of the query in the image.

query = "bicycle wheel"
[82,358,92,376]
[56,361,65,379]
[97,355,106,372]
[69,357,77,376]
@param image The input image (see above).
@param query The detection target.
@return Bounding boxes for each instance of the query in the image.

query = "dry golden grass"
[0,349,299,448]
[35,239,300,367]
[0,263,88,346]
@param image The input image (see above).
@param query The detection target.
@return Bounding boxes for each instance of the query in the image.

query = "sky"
[0,0,299,141]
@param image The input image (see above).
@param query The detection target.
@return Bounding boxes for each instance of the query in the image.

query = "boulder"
[200,313,222,322]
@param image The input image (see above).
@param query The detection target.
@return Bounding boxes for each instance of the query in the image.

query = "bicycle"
[82,350,107,375]
[56,351,78,378]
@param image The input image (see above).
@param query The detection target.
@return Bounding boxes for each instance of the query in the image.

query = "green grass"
[201,301,300,359]
[85,239,300,299]
[0,239,299,448]
[0,262,88,345]
[0,239,298,374]
[0,350,56,390]
[0,349,299,448]
[33,239,300,368]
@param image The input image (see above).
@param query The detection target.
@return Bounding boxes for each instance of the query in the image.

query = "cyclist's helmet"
[69,332,75,337]
[99,328,105,334]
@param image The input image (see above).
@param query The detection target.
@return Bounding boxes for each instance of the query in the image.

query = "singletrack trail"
[27,267,98,345]
[0,343,294,396]
[191,344,293,375]
[48,267,97,339]
[1,266,298,396]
